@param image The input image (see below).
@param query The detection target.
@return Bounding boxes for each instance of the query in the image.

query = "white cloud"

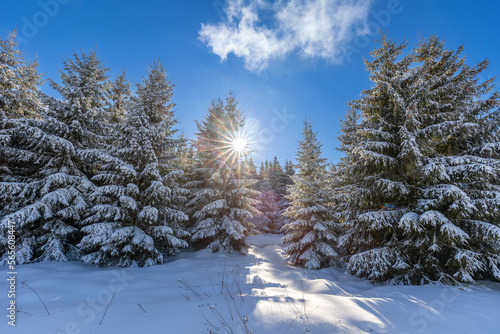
[199,0,372,71]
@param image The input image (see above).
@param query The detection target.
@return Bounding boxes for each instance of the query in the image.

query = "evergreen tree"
[79,61,189,267]
[259,162,266,180]
[403,37,500,283]
[0,31,41,119]
[339,35,500,284]
[48,49,111,145]
[279,159,295,227]
[281,159,294,188]
[282,121,339,269]
[0,45,104,263]
[242,157,258,180]
[268,156,283,189]
[176,135,196,176]
[336,108,360,176]
[330,108,359,254]
[107,69,130,125]
[186,93,258,253]
[275,158,293,221]
[254,189,281,233]
[284,160,295,177]
[338,37,418,282]
[252,157,286,233]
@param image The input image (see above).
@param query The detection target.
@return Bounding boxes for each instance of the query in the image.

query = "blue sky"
[1,0,499,165]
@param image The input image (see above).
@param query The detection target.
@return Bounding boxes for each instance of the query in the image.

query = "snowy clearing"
[2,233,500,334]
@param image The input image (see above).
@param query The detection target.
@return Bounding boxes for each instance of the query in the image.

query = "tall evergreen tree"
[254,188,281,233]
[339,35,500,284]
[268,157,283,189]
[48,49,111,147]
[242,157,258,180]
[403,37,500,283]
[282,121,339,269]
[0,47,111,263]
[186,93,258,253]
[107,69,130,125]
[279,159,295,227]
[79,61,189,267]
[0,31,41,119]
[253,158,280,233]
[337,37,418,282]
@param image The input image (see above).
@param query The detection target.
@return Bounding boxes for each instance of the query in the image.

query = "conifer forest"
[1,1,500,333]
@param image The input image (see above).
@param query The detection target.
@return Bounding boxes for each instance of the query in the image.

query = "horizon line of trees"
[1,31,499,285]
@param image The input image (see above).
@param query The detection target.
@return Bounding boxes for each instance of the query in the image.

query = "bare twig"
[178,278,206,300]
[211,305,235,334]
[202,313,220,332]
[138,303,146,313]
[17,308,32,316]
[220,258,227,295]
[99,290,116,325]
[182,263,253,334]
[21,281,50,315]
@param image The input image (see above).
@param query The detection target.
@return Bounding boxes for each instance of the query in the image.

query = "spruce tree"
[107,69,130,125]
[79,61,189,267]
[48,49,111,147]
[332,107,360,218]
[268,157,283,189]
[0,44,103,263]
[242,157,258,180]
[252,158,281,233]
[282,121,339,269]
[403,37,500,283]
[0,31,41,119]
[337,37,418,282]
[255,189,281,233]
[279,159,295,226]
[339,35,500,284]
[186,93,258,253]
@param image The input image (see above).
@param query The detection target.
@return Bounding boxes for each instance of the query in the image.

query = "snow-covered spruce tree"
[340,35,500,284]
[47,48,111,155]
[335,108,360,179]
[186,93,259,253]
[242,156,258,181]
[269,157,289,215]
[42,48,113,184]
[107,69,130,125]
[282,121,340,269]
[0,31,41,119]
[0,31,43,195]
[254,188,282,233]
[275,158,294,229]
[0,43,105,263]
[399,36,500,283]
[284,159,295,181]
[78,61,190,267]
[0,31,42,260]
[338,37,419,281]
[330,107,360,246]
[251,158,281,233]
[253,157,293,233]
[277,159,295,228]
[242,157,276,233]
[268,157,283,190]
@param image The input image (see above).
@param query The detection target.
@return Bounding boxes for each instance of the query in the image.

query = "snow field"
[1,233,499,334]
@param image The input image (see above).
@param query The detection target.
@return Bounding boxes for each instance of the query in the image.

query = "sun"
[215,126,257,168]
[231,137,248,154]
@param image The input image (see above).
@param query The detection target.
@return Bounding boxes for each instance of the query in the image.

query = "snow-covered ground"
[1,234,500,334]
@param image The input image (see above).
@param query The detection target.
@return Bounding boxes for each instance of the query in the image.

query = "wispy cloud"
[199,0,372,71]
